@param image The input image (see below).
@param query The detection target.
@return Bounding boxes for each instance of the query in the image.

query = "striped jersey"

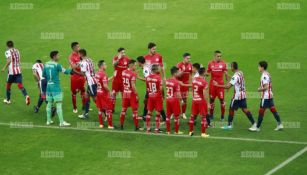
[5,48,21,75]
[229,71,246,100]
[260,71,273,99]
[80,58,96,86]
[32,63,45,80]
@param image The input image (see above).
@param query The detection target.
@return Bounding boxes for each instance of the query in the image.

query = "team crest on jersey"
[219,65,223,68]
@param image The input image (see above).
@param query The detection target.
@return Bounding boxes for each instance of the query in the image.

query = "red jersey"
[69,52,82,77]
[95,71,109,95]
[192,77,208,101]
[144,53,164,67]
[122,69,137,94]
[207,60,227,83]
[177,61,192,83]
[113,56,130,81]
[166,77,180,99]
[146,74,163,98]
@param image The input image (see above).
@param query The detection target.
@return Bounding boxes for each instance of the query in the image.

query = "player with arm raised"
[111,47,130,112]
[176,53,192,119]
[145,65,164,133]
[189,67,210,138]
[206,50,229,121]
[2,41,30,105]
[120,60,142,131]
[69,42,86,114]
[95,60,114,129]
[78,49,97,119]
[166,66,183,135]
[213,62,256,130]
[249,61,283,132]
[43,51,73,127]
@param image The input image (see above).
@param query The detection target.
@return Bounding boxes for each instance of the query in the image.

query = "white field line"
[0,122,306,145]
[264,146,307,175]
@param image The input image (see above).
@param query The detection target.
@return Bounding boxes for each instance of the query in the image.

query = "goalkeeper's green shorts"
[46,92,63,102]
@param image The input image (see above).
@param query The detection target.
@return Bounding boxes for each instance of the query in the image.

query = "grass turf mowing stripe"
[1,122,306,145]
[264,146,307,175]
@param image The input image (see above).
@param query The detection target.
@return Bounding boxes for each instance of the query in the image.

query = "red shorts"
[96,93,112,110]
[147,96,163,112]
[191,100,208,116]
[122,93,139,110]
[209,83,224,100]
[166,98,181,116]
[112,78,123,93]
[180,85,190,99]
[71,75,86,93]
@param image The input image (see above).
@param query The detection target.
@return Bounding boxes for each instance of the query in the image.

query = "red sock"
[133,110,139,128]
[174,116,179,133]
[155,115,160,130]
[98,110,103,125]
[107,110,113,127]
[120,110,126,126]
[111,92,116,111]
[146,114,151,130]
[210,103,215,116]
[166,117,170,132]
[201,116,207,134]
[189,116,195,132]
[72,94,77,109]
[220,101,225,117]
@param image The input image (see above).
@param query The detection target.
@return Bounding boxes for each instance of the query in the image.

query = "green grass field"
[0,0,306,174]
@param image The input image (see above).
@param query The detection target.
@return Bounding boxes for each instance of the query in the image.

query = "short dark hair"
[50,51,59,59]
[192,63,201,70]
[128,59,136,65]
[171,66,179,75]
[7,41,14,48]
[148,42,156,49]
[71,42,79,49]
[183,53,191,58]
[259,61,268,70]
[151,64,159,72]
[198,67,206,75]
[78,49,87,56]
[118,47,125,52]
[214,50,221,54]
[35,59,42,63]
[231,62,238,70]
[98,60,105,68]
[137,56,145,64]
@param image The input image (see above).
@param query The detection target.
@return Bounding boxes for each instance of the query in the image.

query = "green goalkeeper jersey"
[43,60,71,94]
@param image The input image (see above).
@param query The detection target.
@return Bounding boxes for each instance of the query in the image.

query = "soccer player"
[176,53,192,119]
[111,47,130,112]
[145,65,164,133]
[78,49,97,119]
[120,60,142,131]
[95,60,114,129]
[189,67,210,138]
[213,62,256,130]
[249,61,283,132]
[166,66,183,135]
[43,51,72,126]
[192,63,201,78]
[144,42,167,122]
[206,50,229,121]
[32,59,56,115]
[2,41,30,105]
[69,42,86,113]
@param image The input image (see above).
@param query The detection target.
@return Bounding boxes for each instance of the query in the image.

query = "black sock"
[142,106,147,117]
[37,96,44,108]
[272,112,281,124]
[20,87,28,97]
[206,114,211,126]
[245,111,255,125]
[228,115,234,126]
[256,115,264,128]
[6,89,11,100]
[160,109,166,121]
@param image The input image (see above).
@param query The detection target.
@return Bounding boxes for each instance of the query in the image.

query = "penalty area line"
[0,122,306,145]
[264,146,307,175]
